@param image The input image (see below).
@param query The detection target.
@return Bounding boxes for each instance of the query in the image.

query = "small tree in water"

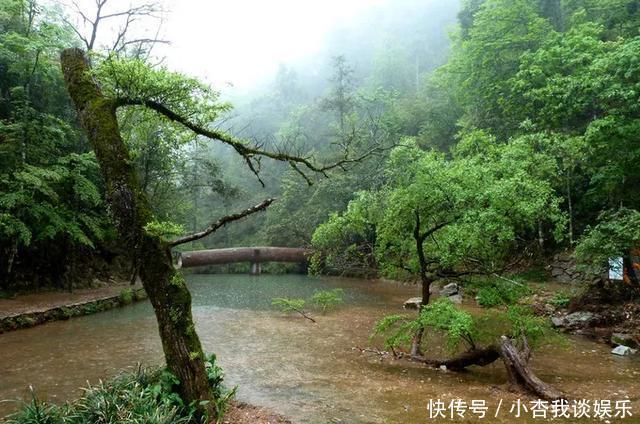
[373,299,566,400]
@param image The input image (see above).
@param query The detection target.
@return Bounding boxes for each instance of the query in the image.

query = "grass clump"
[119,288,134,305]
[549,291,572,308]
[5,354,234,424]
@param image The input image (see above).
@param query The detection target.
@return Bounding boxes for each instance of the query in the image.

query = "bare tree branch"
[114,98,386,185]
[61,0,165,54]
[170,198,275,247]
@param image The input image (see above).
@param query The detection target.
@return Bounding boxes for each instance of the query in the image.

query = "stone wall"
[548,252,583,284]
[0,288,147,334]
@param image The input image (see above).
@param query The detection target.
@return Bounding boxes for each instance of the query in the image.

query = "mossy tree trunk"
[60,48,214,419]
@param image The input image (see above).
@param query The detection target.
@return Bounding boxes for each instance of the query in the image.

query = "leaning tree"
[60,48,377,420]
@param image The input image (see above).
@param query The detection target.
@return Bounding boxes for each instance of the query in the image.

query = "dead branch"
[61,0,165,53]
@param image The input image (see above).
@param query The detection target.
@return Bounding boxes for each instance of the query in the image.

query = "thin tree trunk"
[412,337,565,401]
[499,336,565,401]
[411,210,435,356]
[566,172,573,246]
[60,48,214,420]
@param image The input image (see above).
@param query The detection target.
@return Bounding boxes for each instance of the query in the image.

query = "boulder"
[555,273,574,284]
[440,283,459,297]
[551,316,565,327]
[448,294,463,304]
[611,345,637,356]
[611,333,639,349]
[403,297,422,309]
[564,311,595,327]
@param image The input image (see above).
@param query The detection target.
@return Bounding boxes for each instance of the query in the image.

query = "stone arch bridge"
[176,247,309,275]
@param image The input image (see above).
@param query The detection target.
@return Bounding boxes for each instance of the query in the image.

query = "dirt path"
[221,402,292,424]
[0,280,141,319]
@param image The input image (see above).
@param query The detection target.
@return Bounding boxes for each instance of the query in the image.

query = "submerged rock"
[611,345,637,356]
[611,333,639,349]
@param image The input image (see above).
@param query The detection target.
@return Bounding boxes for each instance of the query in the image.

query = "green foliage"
[373,300,558,354]
[0,0,114,287]
[144,221,185,241]
[313,140,564,280]
[119,288,134,305]
[4,391,61,424]
[6,355,235,424]
[94,55,231,128]
[271,297,306,314]
[513,267,550,283]
[505,306,553,345]
[575,208,640,274]
[418,299,476,351]
[371,314,415,350]
[475,281,532,308]
[372,299,476,352]
[550,292,572,308]
[311,289,345,313]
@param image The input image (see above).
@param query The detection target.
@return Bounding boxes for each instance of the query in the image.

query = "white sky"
[159,0,388,91]
[55,0,390,92]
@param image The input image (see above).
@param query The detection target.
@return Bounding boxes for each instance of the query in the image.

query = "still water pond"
[1,275,639,423]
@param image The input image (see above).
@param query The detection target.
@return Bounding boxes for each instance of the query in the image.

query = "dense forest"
[1,0,640,422]
[3,0,640,288]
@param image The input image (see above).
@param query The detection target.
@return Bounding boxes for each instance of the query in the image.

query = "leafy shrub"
[144,220,185,240]
[476,286,504,308]
[271,297,306,314]
[372,298,476,352]
[372,300,559,354]
[513,267,550,283]
[204,353,237,421]
[475,280,531,308]
[6,355,234,424]
[119,288,134,305]
[311,289,344,313]
[550,291,571,308]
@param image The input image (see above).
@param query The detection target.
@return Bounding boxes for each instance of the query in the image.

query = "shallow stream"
[1,275,639,423]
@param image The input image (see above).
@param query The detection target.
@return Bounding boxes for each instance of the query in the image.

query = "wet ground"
[0,274,639,423]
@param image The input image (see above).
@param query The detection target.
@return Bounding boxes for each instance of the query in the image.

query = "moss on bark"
[60,48,214,421]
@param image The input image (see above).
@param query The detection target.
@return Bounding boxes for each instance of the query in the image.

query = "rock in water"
[440,283,459,297]
[611,345,637,356]
[403,297,422,309]
[611,333,639,349]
